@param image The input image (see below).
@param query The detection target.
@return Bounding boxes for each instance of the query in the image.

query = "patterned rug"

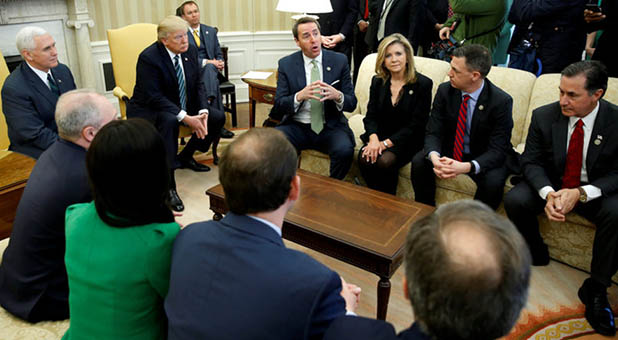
[504,305,617,339]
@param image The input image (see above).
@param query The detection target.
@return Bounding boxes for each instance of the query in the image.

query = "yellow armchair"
[0,50,11,150]
[106,23,193,142]
[107,23,158,119]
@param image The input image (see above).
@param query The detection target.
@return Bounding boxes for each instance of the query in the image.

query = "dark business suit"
[411,79,513,209]
[127,41,224,169]
[274,49,357,179]
[324,316,429,340]
[353,0,371,84]
[0,139,90,322]
[365,0,426,52]
[419,0,448,55]
[504,100,618,286]
[165,213,346,340]
[314,0,359,63]
[1,61,76,159]
[359,74,432,194]
[187,23,225,107]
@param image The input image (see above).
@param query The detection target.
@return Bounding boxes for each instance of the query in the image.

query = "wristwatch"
[383,141,388,148]
[577,187,588,203]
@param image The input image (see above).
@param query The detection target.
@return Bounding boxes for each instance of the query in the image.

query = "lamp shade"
[275,0,333,14]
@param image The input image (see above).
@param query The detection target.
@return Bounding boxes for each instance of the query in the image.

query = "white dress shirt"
[26,62,54,90]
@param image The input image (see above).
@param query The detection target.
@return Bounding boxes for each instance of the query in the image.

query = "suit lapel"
[552,114,569,174]
[586,101,611,172]
[21,62,57,105]
[156,43,181,100]
[50,67,68,94]
[200,25,213,59]
[469,82,490,139]
[295,52,306,91]
[322,51,334,85]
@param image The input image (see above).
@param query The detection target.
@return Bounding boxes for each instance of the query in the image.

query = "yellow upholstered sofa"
[300,54,618,283]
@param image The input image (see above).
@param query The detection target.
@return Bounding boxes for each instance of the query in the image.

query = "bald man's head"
[219,128,298,214]
[404,200,531,340]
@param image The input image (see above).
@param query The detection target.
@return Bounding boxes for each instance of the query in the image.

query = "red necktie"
[562,119,584,188]
[364,0,369,19]
[448,3,454,18]
[453,95,471,161]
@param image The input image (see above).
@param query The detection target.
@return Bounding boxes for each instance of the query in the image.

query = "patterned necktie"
[453,94,471,161]
[174,55,187,111]
[192,29,200,47]
[310,60,324,134]
[562,119,584,188]
[47,73,60,96]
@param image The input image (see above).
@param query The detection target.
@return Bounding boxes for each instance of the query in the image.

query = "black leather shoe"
[220,127,234,139]
[578,281,616,336]
[530,243,550,266]
[167,189,184,212]
[179,157,211,172]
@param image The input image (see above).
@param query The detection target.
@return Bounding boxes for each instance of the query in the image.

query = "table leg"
[249,99,256,128]
[213,212,223,221]
[376,276,391,320]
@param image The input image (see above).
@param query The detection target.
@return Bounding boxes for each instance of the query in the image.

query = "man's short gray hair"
[55,89,108,141]
[16,26,48,53]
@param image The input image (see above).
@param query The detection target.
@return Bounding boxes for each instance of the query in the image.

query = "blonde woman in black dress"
[359,33,433,194]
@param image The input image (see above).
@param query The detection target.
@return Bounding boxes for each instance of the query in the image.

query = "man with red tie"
[504,61,618,336]
[411,44,513,210]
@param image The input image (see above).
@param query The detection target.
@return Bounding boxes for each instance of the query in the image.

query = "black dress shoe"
[220,127,234,139]
[167,189,184,212]
[179,157,211,172]
[578,281,616,336]
[530,243,550,266]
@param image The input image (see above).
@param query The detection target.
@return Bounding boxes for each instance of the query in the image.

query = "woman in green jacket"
[63,119,180,340]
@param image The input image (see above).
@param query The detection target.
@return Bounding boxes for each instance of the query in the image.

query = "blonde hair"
[158,15,189,40]
[375,33,417,84]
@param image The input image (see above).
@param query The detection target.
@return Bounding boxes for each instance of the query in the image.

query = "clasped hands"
[182,113,208,139]
[545,188,580,222]
[297,80,342,103]
[583,9,606,23]
[321,34,343,49]
[361,135,388,164]
[430,154,471,179]
[205,59,225,70]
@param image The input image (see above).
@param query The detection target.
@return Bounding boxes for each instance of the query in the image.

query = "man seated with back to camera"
[0,90,117,323]
[165,128,361,340]
[324,200,532,340]
[272,16,357,180]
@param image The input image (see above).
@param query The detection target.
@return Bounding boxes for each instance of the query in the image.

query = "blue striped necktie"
[174,55,187,111]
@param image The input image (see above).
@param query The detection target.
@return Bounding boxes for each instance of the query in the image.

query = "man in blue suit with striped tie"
[127,15,224,212]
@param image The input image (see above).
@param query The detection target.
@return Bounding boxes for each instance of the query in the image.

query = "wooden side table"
[241,69,277,128]
[0,151,35,240]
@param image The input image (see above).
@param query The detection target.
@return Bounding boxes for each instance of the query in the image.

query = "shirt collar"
[570,101,599,129]
[26,61,51,81]
[165,46,181,62]
[302,52,323,68]
[462,79,484,101]
[247,215,282,237]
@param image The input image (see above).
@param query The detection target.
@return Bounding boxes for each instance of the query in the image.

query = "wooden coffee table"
[206,169,434,320]
[0,151,36,240]
[241,69,277,128]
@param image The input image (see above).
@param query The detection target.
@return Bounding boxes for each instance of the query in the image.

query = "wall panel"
[88,0,290,42]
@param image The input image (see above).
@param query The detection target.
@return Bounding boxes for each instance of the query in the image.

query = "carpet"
[505,305,617,339]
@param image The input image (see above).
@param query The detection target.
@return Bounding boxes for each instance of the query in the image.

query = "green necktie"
[310,60,324,134]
